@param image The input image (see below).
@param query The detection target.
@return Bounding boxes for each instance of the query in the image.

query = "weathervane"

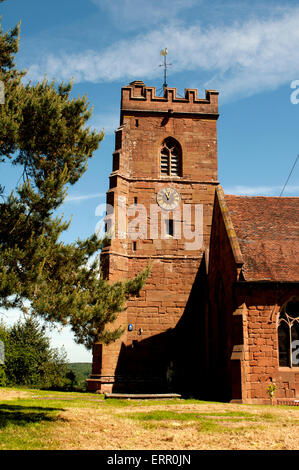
[160,48,172,93]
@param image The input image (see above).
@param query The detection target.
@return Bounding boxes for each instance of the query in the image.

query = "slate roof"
[224,195,299,282]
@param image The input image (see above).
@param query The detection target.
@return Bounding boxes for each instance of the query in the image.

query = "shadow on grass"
[0,404,64,429]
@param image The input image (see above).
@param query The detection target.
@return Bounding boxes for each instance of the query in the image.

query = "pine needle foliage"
[0,15,149,348]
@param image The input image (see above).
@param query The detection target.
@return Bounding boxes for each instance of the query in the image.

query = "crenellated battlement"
[121,80,219,117]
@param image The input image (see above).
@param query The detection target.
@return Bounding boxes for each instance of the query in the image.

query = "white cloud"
[223,185,299,196]
[64,192,106,203]
[90,0,198,30]
[26,6,299,101]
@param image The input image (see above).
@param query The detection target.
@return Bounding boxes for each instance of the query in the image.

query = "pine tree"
[0,16,149,348]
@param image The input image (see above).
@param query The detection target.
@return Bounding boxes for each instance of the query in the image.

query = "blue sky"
[1,0,299,362]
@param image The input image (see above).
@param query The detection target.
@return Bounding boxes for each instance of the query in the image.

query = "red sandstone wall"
[236,285,299,404]
[206,191,241,401]
[88,82,219,393]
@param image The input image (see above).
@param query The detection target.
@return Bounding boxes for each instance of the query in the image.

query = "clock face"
[156,187,181,210]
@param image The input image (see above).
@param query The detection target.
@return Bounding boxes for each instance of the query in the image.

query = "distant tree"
[66,363,92,391]
[64,369,77,391]
[0,317,68,388]
[0,17,149,348]
[0,366,6,386]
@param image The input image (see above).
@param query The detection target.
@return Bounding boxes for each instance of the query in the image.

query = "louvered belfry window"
[160,137,182,176]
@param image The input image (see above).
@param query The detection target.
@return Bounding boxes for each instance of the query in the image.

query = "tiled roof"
[224,195,299,282]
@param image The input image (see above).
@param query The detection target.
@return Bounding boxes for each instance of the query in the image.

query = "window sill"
[160,176,182,179]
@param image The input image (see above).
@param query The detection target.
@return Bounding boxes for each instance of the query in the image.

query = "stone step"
[276,399,299,406]
[104,393,181,400]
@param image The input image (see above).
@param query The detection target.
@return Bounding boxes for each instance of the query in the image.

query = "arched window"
[160,137,182,177]
[278,298,299,367]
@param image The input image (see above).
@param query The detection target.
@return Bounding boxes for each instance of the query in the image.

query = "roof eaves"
[216,186,244,274]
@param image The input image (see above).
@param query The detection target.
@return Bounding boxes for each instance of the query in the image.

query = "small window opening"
[133,241,137,251]
[165,218,174,237]
[113,152,120,171]
[135,119,139,127]
[134,197,138,205]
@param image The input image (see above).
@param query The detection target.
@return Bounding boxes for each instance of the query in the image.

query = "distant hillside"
[67,363,92,390]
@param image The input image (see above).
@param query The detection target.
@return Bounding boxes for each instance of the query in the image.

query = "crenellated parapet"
[121,80,219,118]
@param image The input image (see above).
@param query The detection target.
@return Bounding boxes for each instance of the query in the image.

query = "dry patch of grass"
[0,387,31,401]
[53,401,299,450]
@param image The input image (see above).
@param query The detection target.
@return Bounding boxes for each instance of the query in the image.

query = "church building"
[87,80,299,404]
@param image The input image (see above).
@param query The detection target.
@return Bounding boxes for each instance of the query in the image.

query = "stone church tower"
[87,81,219,393]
